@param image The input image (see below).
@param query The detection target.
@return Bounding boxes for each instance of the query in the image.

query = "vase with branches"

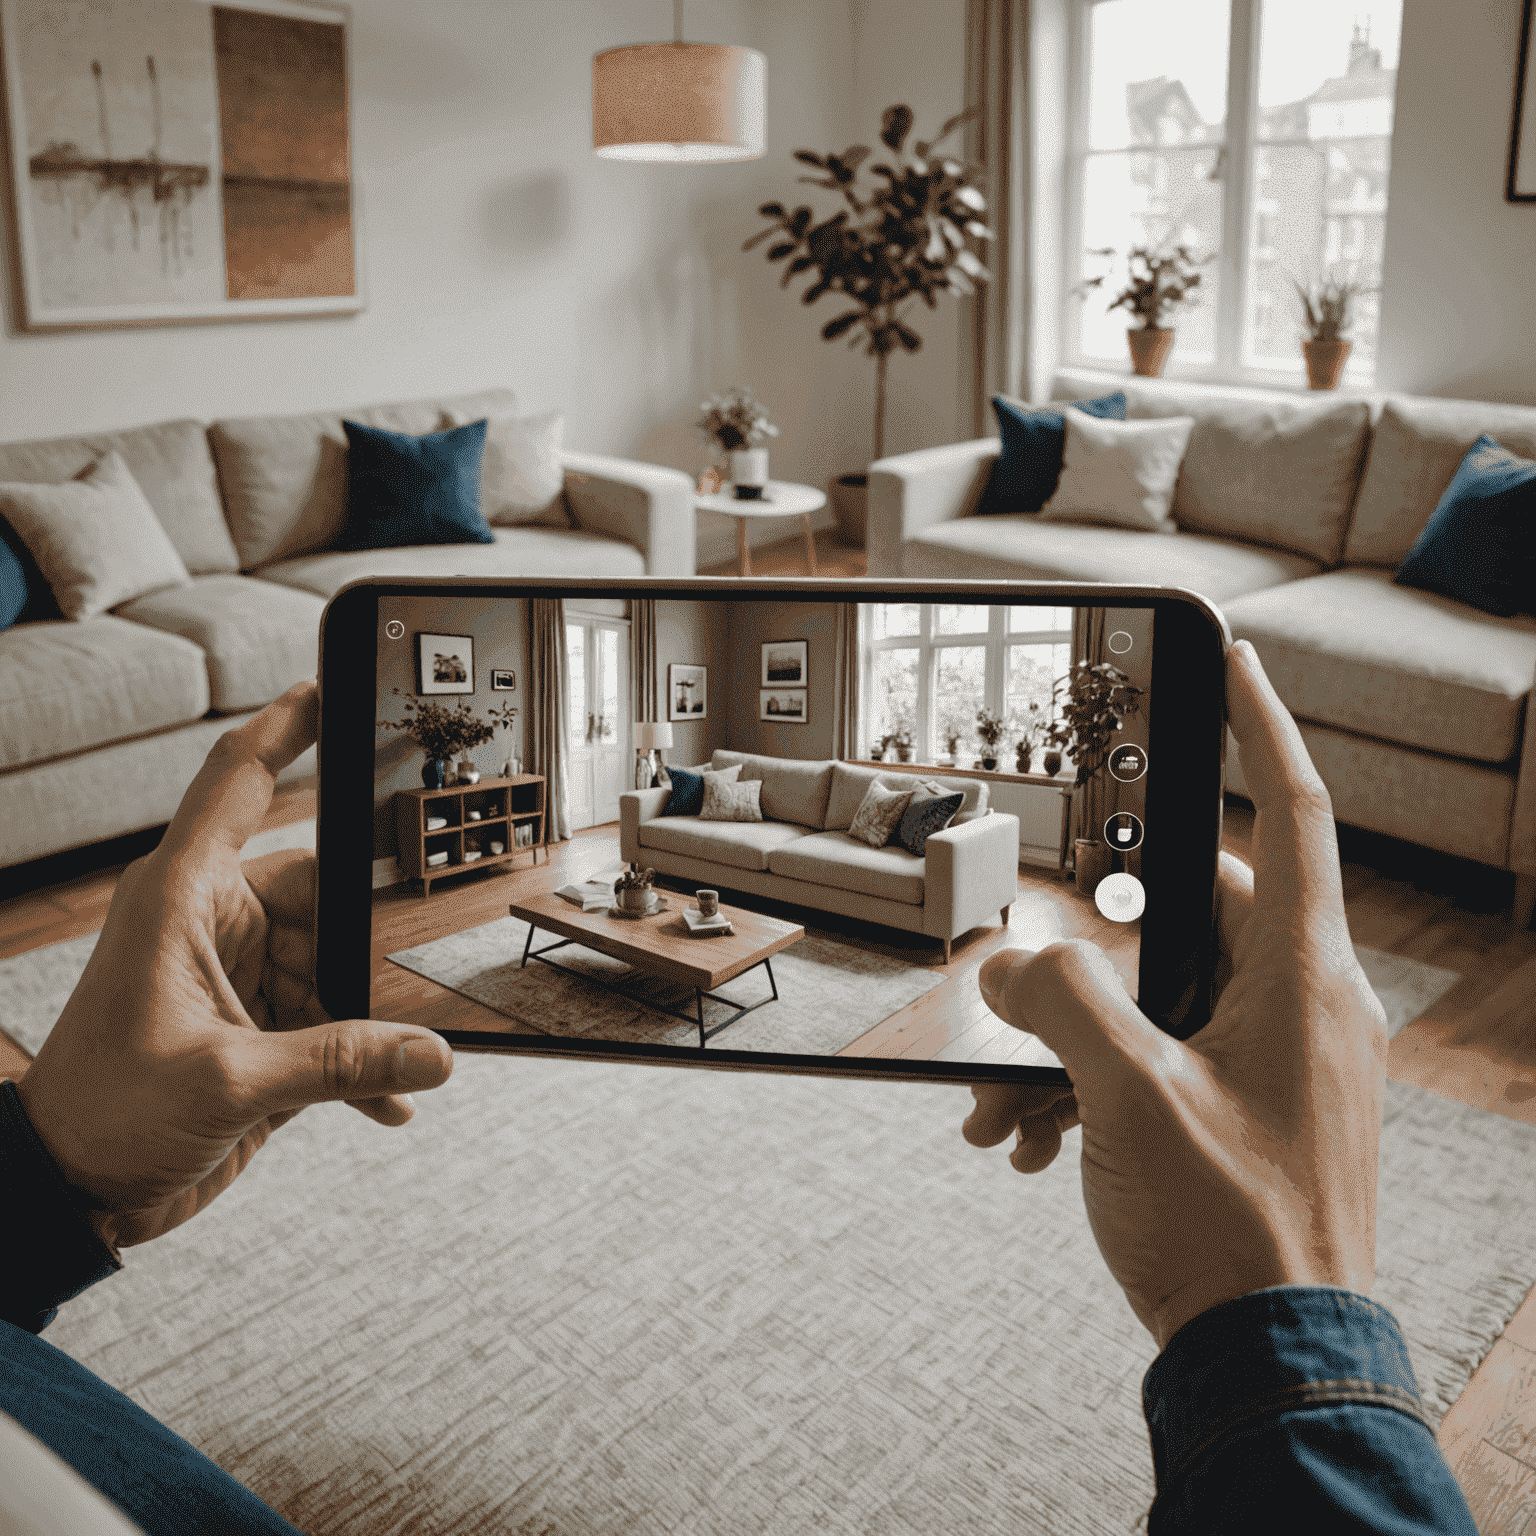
[378,689,499,788]
[1078,243,1213,377]
[1295,277,1365,390]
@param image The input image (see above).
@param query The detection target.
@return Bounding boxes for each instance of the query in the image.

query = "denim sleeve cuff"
[1143,1286,1433,1490]
[0,1079,121,1334]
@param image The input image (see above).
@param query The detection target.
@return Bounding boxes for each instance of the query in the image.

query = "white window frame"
[1061,0,1392,391]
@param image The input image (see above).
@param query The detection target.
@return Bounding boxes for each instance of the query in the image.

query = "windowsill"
[849,759,1074,788]
[1058,359,1379,400]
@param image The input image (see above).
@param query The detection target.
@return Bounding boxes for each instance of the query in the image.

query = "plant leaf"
[793,150,826,167]
[757,201,786,218]
[879,104,914,152]
[767,241,797,260]
[821,310,863,341]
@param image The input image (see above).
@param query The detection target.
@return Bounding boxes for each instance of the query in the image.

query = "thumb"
[243,1022,453,1116]
[1000,939,1164,1090]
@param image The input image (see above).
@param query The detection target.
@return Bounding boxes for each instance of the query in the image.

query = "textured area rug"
[388,916,947,1054]
[37,1057,1536,1535]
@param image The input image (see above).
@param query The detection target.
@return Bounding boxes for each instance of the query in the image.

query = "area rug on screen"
[36,1055,1536,1535]
[386,916,947,1054]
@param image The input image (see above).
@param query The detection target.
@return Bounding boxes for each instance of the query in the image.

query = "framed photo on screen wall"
[415,633,473,695]
[667,664,707,720]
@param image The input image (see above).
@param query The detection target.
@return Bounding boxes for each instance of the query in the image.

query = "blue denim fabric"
[1143,1287,1478,1532]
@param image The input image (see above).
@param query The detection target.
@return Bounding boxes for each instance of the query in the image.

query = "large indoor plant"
[1295,277,1362,391]
[744,104,991,544]
[1079,244,1212,378]
[1048,662,1144,896]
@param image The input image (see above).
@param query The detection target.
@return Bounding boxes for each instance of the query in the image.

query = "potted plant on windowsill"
[976,707,1006,772]
[1078,244,1213,378]
[1295,277,1363,391]
[744,104,991,545]
[1048,662,1144,898]
[1013,701,1045,774]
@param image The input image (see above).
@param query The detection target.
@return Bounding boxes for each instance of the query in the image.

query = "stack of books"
[555,872,624,912]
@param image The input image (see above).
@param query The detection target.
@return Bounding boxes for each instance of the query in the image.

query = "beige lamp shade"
[593,42,766,162]
[634,721,675,750]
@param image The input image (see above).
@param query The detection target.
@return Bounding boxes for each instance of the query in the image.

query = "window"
[863,604,1073,762]
[1068,0,1401,386]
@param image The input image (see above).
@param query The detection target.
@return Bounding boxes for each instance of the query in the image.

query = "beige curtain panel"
[631,598,659,723]
[832,603,862,760]
[528,597,572,843]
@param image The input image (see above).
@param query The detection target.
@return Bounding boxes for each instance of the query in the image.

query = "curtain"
[528,598,571,843]
[832,603,862,760]
[1068,606,1107,849]
[630,599,658,724]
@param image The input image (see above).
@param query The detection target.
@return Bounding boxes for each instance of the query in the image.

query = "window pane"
[1257,5,1399,140]
[934,647,986,758]
[1010,605,1074,636]
[1078,151,1221,367]
[871,648,918,748]
[566,624,586,745]
[873,603,919,639]
[599,628,618,743]
[1007,643,1069,732]
[936,604,987,636]
[1087,0,1230,152]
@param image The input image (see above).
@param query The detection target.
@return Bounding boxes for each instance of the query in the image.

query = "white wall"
[1376,0,1536,405]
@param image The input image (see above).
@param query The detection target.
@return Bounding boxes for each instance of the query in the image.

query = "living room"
[2,0,1536,1531]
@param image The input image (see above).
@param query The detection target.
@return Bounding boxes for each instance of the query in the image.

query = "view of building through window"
[1075,0,1401,384]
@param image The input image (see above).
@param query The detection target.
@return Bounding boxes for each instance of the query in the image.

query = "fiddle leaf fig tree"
[743,104,992,463]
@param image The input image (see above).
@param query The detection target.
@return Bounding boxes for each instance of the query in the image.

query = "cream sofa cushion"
[766,831,926,906]
[209,388,518,569]
[0,452,190,620]
[699,776,762,822]
[637,816,809,872]
[847,780,913,847]
[1346,396,1536,567]
[442,408,571,528]
[709,751,836,827]
[1223,567,1536,764]
[1039,410,1193,532]
[902,516,1320,601]
[116,575,324,713]
[0,418,239,576]
[825,763,987,830]
[0,615,209,771]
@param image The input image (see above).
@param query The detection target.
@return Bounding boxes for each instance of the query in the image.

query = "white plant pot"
[730,448,769,491]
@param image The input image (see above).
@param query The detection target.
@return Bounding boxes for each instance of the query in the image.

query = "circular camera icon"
[1094,872,1145,924]
[1108,743,1148,783]
[385,620,405,640]
[1107,630,1133,654]
[1103,812,1144,852]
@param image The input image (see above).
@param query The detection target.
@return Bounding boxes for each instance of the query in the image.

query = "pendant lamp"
[593,0,766,162]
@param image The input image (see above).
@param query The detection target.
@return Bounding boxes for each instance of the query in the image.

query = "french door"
[565,617,630,830]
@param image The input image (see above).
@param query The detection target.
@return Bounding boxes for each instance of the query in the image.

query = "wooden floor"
[5,543,1536,1520]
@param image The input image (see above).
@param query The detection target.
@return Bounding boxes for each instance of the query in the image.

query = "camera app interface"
[369,596,1151,1073]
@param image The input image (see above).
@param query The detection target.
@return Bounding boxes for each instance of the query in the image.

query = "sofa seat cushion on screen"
[0,417,239,576]
[1222,567,1536,764]
[977,390,1127,515]
[338,420,493,551]
[208,388,518,570]
[900,516,1320,602]
[708,752,836,828]
[823,763,987,831]
[255,527,647,599]
[765,832,926,906]
[0,615,209,772]
[637,816,810,873]
[115,575,326,714]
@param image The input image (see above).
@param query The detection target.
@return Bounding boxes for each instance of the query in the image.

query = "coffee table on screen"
[508,890,804,1048]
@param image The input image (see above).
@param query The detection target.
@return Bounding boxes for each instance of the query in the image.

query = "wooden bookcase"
[394,775,546,896]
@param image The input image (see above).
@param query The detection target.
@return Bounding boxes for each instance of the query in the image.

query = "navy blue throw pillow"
[896,791,964,857]
[339,419,494,552]
[664,765,704,817]
[1393,434,1536,618]
[977,391,1128,515]
[0,526,28,630]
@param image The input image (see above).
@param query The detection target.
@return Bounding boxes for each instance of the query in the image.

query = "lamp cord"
[674,0,683,43]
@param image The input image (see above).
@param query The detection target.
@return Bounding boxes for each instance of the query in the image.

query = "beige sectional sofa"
[620,751,1020,960]
[867,368,1536,925]
[0,388,696,869]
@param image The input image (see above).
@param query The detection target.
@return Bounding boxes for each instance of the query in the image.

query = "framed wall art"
[667,664,706,721]
[760,688,806,723]
[760,638,807,687]
[490,669,516,691]
[416,633,473,696]
[1,0,363,330]
[1512,0,1536,201]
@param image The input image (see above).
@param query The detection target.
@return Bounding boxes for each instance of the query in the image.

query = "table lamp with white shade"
[634,721,674,788]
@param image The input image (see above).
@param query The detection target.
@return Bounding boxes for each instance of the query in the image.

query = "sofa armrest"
[865,439,1001,578]
[1509,688,1536,879]
[562,451,697,576]
[922,811,1020,941]
[619,787,671,862]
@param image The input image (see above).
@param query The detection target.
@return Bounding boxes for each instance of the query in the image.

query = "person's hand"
[15,682,453,1252]
[963,640,1387,1349]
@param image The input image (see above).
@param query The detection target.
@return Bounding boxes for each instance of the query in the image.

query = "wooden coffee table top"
[509,889,804,992]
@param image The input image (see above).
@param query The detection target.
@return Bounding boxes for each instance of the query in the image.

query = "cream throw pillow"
[447,409,569,527]
[0,451,190,620]
[1039,407,1194,533]
[699,775,762,822]
[847,780,913,848]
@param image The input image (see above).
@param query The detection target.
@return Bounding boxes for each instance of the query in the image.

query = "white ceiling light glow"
[593,1,766,163]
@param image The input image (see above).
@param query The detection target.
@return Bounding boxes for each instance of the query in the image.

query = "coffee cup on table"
[696,890,719,918]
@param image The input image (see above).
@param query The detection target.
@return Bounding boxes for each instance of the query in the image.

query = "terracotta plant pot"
[1127,327,1175,378]
[1074,838,1113,898]
[1015,745,1033,774]
[1042,751,1063,777]
[1303,339,1352,390]
[828,473,868,547]
[895,744,912,762]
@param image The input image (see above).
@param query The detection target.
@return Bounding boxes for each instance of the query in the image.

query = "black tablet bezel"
[316,577,1228,1086]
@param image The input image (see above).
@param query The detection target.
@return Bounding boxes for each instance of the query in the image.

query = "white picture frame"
[667,663,707,721]
[760,688,807,723]
[1512,0,1536,202]
[761,638,807,687]
[416,632,473,695]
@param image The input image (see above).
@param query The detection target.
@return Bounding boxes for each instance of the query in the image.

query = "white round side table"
[694,480,827,576]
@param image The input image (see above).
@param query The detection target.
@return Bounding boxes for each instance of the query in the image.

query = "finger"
[157,682,319,866]
[978,947,1036,1024]
[242,849,316,928]
[1010,1097,1081,1174]
[347,1093,416,1127]
[1215,850,1255,957]
[240,1021,452,1116]
[963,1081,1072,1147]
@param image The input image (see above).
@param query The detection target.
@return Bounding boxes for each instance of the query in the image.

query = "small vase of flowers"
[613,863,658,912]
[696,385,779,500]
[976,707,1006,772]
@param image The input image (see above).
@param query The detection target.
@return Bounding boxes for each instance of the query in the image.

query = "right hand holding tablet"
[963,640,1388,1349]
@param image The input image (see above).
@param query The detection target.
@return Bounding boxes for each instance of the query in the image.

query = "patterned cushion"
[847,781,913,848]
[699,776,762,822]
[663,763,740,817]
[895,791,964,856]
